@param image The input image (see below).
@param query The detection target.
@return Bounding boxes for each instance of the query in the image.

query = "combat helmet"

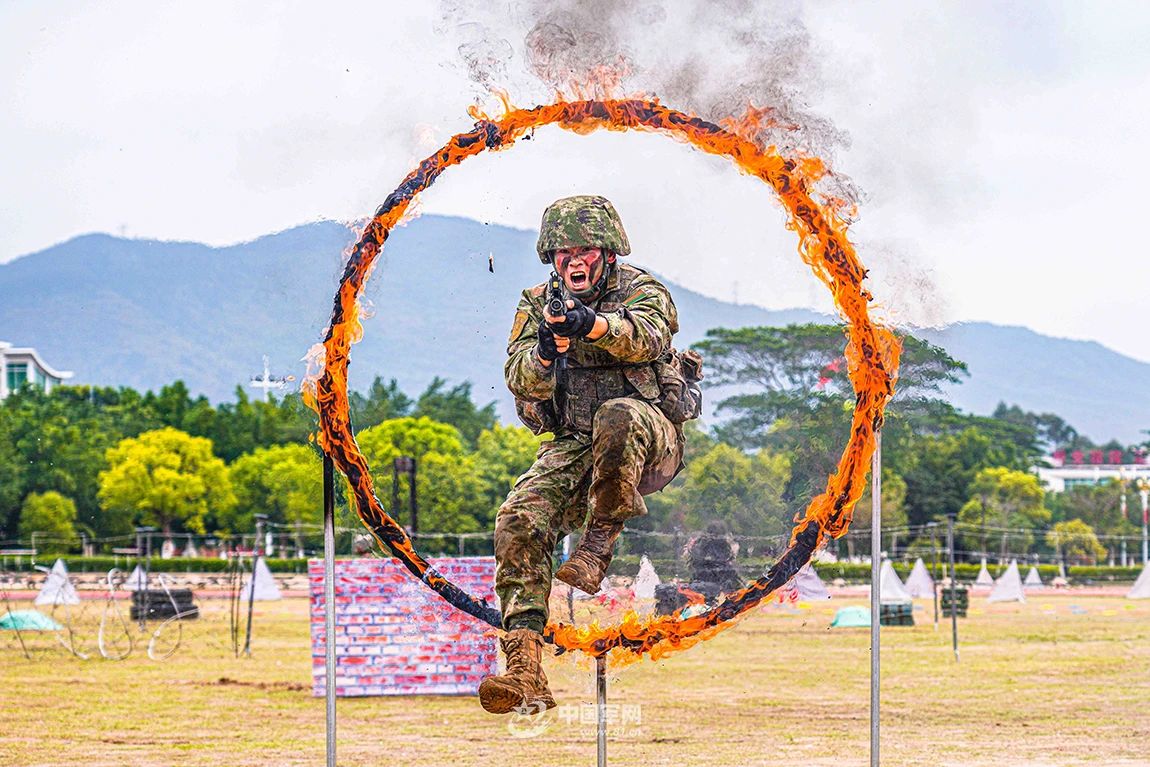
[535,195,631,264]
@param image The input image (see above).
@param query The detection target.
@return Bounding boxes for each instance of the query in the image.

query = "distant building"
[1035,456,1150,492]
[0,342,74,400]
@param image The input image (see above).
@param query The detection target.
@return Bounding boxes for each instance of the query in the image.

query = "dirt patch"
[204,676,309,692]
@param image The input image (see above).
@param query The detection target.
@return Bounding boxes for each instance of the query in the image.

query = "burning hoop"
[304,96,900,662]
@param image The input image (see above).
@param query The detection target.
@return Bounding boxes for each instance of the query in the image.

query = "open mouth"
[568,269,588,289]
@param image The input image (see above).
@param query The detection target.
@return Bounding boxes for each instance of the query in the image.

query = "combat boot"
[555,520,623,594]
[478,628,556,714]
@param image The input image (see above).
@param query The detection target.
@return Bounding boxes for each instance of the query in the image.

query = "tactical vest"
[554,266,652,433]
[518,265,703,435]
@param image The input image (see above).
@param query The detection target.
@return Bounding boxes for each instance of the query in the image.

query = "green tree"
[169,385,316,462]
[358,416,466,462]
[958,467,1051,560]
[1049,481,1135,536]
[0,412,26,537]
[695,324,967,508]
[898,427,1034,529]
[357,417,488,539]
[1,386,132,537]
[415,452,488,535]
[98,427,236,537]
[991,402,1079,452]
[1046,519,1107,566]
[473,424,541,516]
[0,381,318,541]
[147,380,194,427]
[695,324,966,427]
[18,491,80,553]
[847,469,909,559]
[226,444,323,553]
[413,378,497,448]
[350,376,412,431]
[646,443,791,545]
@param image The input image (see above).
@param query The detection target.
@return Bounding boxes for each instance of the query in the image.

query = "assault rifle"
[547,271,566,317]
[547,271,568,381]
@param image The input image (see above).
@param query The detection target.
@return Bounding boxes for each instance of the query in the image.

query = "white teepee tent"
[1023,566,1045,589]
[34,559,81,606]
[988,560,1026,603]
[238,557,282,601]
[631,555,660,599]
[1128,563,1150,600]
[124,564,147,591]
[904,558,935,599]
[975,558,995,586]
[879,560,912,604]
[792,563,830,601]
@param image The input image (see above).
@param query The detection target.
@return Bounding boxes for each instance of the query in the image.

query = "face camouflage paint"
[554,247,607,298]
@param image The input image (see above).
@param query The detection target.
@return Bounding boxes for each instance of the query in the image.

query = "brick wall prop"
[308,557,498,697]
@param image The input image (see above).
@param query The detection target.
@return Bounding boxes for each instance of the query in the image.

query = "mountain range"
[2,216,1146,443]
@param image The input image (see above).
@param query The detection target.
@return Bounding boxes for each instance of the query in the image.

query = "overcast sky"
[4,2,1149,362]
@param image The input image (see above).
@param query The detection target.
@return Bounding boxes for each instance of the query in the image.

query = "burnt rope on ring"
[548,520,821,657]
[308,97,899,658]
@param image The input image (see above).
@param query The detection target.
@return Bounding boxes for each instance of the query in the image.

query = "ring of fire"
[306,96,901,662]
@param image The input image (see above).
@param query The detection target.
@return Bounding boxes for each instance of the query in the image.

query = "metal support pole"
[409,457,418,535]
[1140,487,1149,565]
[947,513,959,662]
[393,456,418,534]
[136,526,155,632]
[243,513,267,656]
[562,534,575,623]
[323,455,337,767]
[930,523,940,629]
[869,431,881,767]
[596,654,607,767]
[135,528,145,631]
[391,461,400,526]
[1118,472,1128,567]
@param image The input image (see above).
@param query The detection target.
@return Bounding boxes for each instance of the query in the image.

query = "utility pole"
[1120,473,1128,567]
[946,510,959,662]
[243,513,268,656]
[930,523,940,629]
[1138,480,1149,566]
[393,456,418,535]
[135,526,156,631]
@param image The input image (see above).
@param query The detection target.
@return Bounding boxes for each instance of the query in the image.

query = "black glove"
[536,324,563,362]
[549,298,597,338]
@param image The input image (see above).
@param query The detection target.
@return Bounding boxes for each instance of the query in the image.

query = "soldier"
[478,195,702,714]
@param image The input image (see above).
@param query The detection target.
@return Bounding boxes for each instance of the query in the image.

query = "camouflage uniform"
[495,258,685,631]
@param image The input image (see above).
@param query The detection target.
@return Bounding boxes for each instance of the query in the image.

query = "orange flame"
[678,586,707,606]
[304,94,901,662]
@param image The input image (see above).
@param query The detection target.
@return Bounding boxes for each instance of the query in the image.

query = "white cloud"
[3,1,1149,361]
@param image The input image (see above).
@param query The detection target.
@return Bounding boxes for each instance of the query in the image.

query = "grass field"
[2,591,1148,767]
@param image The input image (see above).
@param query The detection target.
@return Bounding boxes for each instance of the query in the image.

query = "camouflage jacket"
[505,263,679,435]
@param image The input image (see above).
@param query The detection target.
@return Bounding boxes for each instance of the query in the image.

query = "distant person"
[478,195,703,714]
[685,519,743,594]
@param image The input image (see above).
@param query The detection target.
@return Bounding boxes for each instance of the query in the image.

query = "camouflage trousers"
[494,398,683,630]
